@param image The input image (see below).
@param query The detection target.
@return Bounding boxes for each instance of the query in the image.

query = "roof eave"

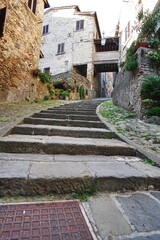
[43,0,50,9]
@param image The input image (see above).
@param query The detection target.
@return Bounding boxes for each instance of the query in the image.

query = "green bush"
[39,73,51,84]
[79,86,85,99]
[43,95,49,101]
[124,53,138,72]
[146,107,160,116]
[141,76,160,101]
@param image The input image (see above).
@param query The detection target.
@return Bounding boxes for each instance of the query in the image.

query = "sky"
[48,0,123,36]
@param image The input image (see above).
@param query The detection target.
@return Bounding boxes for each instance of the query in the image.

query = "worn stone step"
[0,135,136,156]
[41,110,96,115]
[32,113,99,121]
[0,153,160,196]
[52,106,97,110]
[23,117,106,128]
[12,124,116,138]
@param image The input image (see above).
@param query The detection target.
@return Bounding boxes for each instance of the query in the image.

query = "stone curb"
[96,102,160,166]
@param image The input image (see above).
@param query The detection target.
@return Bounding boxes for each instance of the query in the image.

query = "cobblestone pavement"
[99,101,160,160]
[118,118,160,158]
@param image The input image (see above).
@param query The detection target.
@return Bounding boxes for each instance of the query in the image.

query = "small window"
[128,21,130,39]
[125,26,127,42]
[0,7,6,38]
[43,25,49,35]
[57,43,65,54]
[43,67,50,74]
[28,0,37,14]
[76,20,84,30]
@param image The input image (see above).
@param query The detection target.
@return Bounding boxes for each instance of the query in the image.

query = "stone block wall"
[0,0,47,103]
[112,47,160,118]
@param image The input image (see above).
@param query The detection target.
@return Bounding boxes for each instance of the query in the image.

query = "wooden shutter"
[32,0,37,14]
[80,20,84,29]
[76,21,79,30]
[57,44,61,53]
[125,26,127,42]
[128,21,130,38]
[0,7,6,38]
[46,25,49,33]
[43,26,45,35]
[28,0,32,9]
[61,43,64,53]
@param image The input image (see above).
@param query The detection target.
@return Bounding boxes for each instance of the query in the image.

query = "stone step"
[32,113,99,121]
[12,124,116,138]
[0,135,136,156]
[23,117,106,128]
[0,153,160,196]
[52,106,97,110]
[41,110,96,115]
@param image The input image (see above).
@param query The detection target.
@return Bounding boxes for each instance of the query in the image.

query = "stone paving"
[84,191,160,240]
[0,99,160,240]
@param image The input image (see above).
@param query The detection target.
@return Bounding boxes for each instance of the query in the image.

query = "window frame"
[57,43,65,54]
[43,67,50,74]
[28,0,37,14]
[43,24,49,35]
[76,20,84,31]
[0,7,7,38]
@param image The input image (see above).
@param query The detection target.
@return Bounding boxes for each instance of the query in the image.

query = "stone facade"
[112,47,160,118]
[39,6,101,98]
[0,0,49,103]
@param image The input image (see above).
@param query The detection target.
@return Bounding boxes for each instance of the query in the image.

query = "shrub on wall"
[141,75,160,116]
[79,85,85,99]
[124,41,138,72]
[124,53,138,72]
[32,69,51,83]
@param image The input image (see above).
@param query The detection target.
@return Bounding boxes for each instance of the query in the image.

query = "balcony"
[94,37,119,72]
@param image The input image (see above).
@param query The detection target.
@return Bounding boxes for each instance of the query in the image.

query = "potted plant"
[135,35,149,49]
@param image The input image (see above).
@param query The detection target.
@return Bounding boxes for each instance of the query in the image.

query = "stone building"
[118,0,159,62]
[39,5,102,98]
[0,0,50,103]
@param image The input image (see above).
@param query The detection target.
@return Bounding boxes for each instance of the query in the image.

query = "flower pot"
[135,42,149,49]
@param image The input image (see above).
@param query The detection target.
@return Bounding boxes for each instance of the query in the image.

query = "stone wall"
[0,0,47,103]
[112,47,160,118]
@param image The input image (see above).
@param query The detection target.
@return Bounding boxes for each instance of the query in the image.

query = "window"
[0,7,6,38]
[128,21,130,39]
[28,0,37,14]
[43,25,49,35]
[76,20,84,30]
[125,21,130,42]
[43,67,50,74]
[57,43,65,54]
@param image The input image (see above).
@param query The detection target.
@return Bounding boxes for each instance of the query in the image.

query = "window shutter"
[28,0,32,9]
[32,0,37,14]
[128,21,130,38]
[125,26,127,42]
[0,7,6,38]
[76,21,79,30]
[61,43,64,53]
[46,25,49,33]
[57,44,61,53]
[80,20,84,29]
[43,26,45,35]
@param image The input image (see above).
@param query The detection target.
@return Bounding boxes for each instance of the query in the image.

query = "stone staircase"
[0,99,160,196]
